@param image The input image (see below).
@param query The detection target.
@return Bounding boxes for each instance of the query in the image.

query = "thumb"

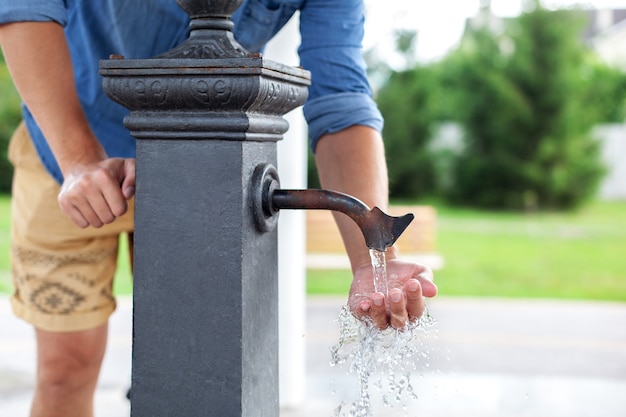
[121,158,136,199]
[418,274,438,298]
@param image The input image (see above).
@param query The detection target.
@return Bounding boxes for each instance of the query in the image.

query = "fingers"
[352,279,430,330]
[369,292,388,328]
[99,173,129,218]
[358,290,411,330]
[59,191,115,228]
[355,300,371,320]
[121,158,136,199]
[352,293,394,330]
[65,205,90,229]
[388,288,409,329]
[405,279,425,321]
[58,158,134,228]
[334,242,440,331]
[417,270,438,298]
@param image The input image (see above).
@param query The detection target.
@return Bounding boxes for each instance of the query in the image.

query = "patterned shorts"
[8,122,134,332]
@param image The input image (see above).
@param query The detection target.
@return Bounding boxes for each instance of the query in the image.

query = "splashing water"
[329,249,437,417]
[330,307,437,416]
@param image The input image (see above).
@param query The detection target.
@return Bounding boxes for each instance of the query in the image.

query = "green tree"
[446,5,607,210]
[0,50,21,194]
[580,59,626,124]
[376,66,440,199]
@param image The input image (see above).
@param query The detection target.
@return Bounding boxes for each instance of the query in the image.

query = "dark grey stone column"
[99,1,310,415]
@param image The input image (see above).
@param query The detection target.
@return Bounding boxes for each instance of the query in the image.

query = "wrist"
[51,125,107,177]
[58,149,107,177]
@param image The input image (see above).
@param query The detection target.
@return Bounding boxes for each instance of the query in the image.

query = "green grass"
[1,194,625,302]
[0,195,11,294]
[307,269,353,295]
[112,235,133,295]
[307,200,626,302]
[434,201,626,301]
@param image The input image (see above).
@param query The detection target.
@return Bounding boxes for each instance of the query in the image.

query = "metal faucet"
[251,164,414,251]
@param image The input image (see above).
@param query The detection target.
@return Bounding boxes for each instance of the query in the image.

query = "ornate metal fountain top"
[156,0,248,59]
[176,0,243,18]
[99,0,310,140]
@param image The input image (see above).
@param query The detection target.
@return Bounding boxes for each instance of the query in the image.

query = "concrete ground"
[1,295,625,417]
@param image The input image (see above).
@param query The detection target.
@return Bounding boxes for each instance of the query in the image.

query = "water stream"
[369,249,388,300]
[329,249,437,417]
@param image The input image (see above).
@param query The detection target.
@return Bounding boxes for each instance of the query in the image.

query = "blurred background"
[305,4,626,413]
[0,1,625,416]
[304,0,626,302]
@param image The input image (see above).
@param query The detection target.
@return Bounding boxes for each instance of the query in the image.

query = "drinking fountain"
[99,0,413,415]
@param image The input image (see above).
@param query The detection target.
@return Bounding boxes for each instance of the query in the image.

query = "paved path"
[1,295,625,417]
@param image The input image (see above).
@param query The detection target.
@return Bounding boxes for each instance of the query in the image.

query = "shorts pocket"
[7,121,27,167]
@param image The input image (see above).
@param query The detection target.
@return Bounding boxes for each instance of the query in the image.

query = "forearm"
[314,125,400,272]
[0,21,105,175]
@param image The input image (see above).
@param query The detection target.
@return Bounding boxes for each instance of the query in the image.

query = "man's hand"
[348,258,438,330]
[58,158,136,228]
[1,21,134,230]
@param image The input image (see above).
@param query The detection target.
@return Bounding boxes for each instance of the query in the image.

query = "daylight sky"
[363,0,626,65]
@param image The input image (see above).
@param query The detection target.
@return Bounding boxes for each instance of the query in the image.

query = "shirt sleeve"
[0,0,68,26]
[304,92,383,151]
[298,0,383,151]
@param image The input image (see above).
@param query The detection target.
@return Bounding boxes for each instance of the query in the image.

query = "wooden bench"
[306,205,444,270]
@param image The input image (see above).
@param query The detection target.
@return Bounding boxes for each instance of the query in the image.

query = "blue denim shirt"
[0,0,383,184]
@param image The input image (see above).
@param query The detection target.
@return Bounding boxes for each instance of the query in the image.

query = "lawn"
[431,202,626,301]
[307,200,626,302]
[1,194,625,302]
[0,195,9,294]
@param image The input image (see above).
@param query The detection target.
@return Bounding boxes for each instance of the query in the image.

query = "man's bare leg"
[30,323,108,417]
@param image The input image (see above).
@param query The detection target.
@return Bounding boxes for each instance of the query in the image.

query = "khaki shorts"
[8,122,134,332]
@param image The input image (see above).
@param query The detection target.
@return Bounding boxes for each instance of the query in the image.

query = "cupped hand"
[348,258,437,330]
[57,158,136,228]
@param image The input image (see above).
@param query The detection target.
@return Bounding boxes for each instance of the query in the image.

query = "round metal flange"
[251,163,280,233]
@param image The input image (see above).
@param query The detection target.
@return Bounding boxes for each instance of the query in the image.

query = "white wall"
[263,13,308,409]
[593,20,626,70]
[594,124,626,201]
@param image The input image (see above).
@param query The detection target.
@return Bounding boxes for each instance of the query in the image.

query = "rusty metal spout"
[250,164,413,251]
[273,189,413,252]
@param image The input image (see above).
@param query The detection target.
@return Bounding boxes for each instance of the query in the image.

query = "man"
[0,1,437,416]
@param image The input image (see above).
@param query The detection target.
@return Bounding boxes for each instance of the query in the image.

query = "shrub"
[0,52,22,194]
[376,67,439,199]
[443,5,608,210]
